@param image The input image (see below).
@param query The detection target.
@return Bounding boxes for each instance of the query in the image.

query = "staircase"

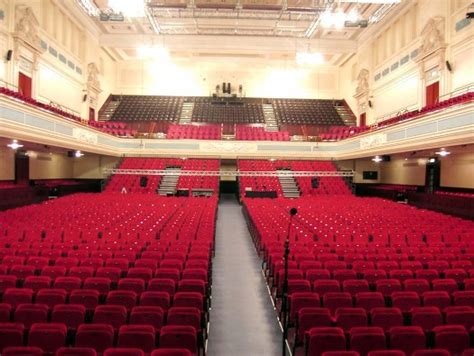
[99,98,121,121]
[335,101,357,126]
[157,167,181,196]
[179,102,194,124]
[276,169,300,198]
[262,103,278,131]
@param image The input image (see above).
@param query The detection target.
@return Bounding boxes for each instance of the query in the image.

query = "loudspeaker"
[82,94,88,102]
[238,84,243,93]
[140,176,148,187]
[446,60,452,72]
[368,100,373,108]
[227,82,231,94]
[311,177,319,188]
[6,50,12,61]
[222,82,226,94]
[381,155,391,162]
[67,151,74,158]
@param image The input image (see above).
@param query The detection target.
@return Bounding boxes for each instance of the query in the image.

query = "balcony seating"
[110,95,183,122]
[272,99,344,126]
[191,98,264,123]
[167,124,221,140]
[235,125,290,141]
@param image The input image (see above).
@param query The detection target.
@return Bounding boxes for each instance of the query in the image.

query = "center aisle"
[207,194,282,356]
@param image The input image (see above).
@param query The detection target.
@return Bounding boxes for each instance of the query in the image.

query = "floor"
[207,194,283,356]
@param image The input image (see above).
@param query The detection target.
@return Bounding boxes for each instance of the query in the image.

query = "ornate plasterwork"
[420,16,445,58]
[355,69,370,97]
[87,62,101,93]
[12,6,44,69]
[417,16,447,81]
[354,68,370,113]
[200,141,257,153]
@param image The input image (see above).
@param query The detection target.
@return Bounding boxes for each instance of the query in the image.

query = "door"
[425,158,440,193]
[18,72,32,98]
[89,107,95,121]
[425,81,439,107]
[360,112,366,127]
[15,151,29,185]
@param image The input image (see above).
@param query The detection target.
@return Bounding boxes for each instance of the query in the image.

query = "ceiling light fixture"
[372,155,383,163]
[435,149,451,157]
[108,0,146,17]
[7,140,23,150]
[74,150,84,158]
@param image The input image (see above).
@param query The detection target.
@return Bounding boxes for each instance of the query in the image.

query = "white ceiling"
[70,0,404,64]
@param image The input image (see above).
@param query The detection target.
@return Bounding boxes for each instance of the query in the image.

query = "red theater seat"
[307,327,346,356]
[75,324,115,353]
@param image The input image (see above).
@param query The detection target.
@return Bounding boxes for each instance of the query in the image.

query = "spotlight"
[428,157,437,163]
[467,3,474,19]
[74,150,84,158]
[7,140,23,150]
[372,156,383,163]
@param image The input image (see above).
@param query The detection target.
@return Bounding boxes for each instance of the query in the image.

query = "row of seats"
[110,96,183,122]
[0,193,217,355]
[166,124,221,140]
[191,101,264,123]
[0,322,200,354]
[305,325,474,356]
[106,158,220,194]
[0,347,192,356]
[235,125,290,141]
[243,195,473,356]
[273,99,344,126]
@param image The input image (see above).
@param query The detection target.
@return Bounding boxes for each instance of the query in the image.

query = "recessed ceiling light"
[372,156,383,163]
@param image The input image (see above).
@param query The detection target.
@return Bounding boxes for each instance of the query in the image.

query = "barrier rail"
[104,169,354,177]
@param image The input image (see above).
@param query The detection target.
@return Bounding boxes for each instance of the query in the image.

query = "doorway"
[18,72,32,98]
[425,81,439,107]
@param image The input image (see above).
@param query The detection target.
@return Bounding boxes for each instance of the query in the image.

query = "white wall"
[37,62,83,113]
[115,57,340,99]
[29,151,73,179]
[379,157,426,186]
[0,146,15,181]
[73,154,120,179]
[440,150,474,189]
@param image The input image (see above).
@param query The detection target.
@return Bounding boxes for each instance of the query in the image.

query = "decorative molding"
[360,133,387,149]
[354,68,370,113]
[12,6,45,70]
[420,16,446,59]
[417,17,447,83]
[87,62,101,93]
[200,141,257,153]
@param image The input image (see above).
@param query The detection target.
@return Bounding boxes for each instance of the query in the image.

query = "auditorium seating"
[191,97,264,124]
[235,125,290,141]
[0,193,217,355]
[243,195,474,355]
[110,95,183,122]
[167,124,221,140]
[237,160,350,198]
[105,157,220,195]
[89,121,137,138]
[272,99,344,126]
